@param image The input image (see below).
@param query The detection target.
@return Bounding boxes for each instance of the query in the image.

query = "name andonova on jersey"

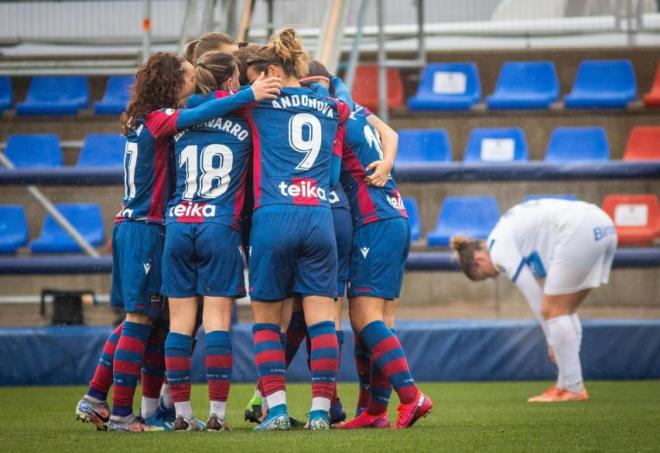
[271,94,336,118]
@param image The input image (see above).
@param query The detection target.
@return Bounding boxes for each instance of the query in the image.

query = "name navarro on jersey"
[271,95,335,118]
[173,117,249,142]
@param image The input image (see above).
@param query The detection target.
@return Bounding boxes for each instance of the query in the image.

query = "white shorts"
[544,206,617,295]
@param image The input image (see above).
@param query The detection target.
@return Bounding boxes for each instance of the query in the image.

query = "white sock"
[84,394,104,404]
[555,368,565,390]
[210,401,226,419]
[547,315,584,394]
[161,384,174,409]
[174,401,193,419]
[141,396,159,419]
[311,397,331,413]
[266,390,286,410]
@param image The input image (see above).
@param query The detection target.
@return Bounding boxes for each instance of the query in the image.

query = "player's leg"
[140,317,167,420]
[365,300,397,420]
[329,292,346,424]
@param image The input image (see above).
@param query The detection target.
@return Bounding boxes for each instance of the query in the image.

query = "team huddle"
[74,26,618,434]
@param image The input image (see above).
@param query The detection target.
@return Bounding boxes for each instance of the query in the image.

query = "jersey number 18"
[179,144,233,200]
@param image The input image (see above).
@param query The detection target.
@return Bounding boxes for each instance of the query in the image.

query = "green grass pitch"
[1,381,659,452]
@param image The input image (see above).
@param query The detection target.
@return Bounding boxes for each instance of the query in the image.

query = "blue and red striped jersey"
[244,86,349,210]
[329,183,350,211]
[166,91,251,229]
[340,107,407,227]
[116,109,179,224]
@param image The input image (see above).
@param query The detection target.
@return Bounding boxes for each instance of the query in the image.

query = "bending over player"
[452,198,617,402]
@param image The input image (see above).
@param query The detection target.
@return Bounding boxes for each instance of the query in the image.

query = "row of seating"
[1,194,658,254]
[404,194,660,247]
[399,126,659,163]
[0,75,132,116]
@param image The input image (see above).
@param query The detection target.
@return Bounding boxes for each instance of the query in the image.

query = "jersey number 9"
[180,144,233,200]
[289,113,322,171]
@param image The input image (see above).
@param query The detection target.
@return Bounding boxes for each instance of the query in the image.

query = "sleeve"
[176,88,256,131]
[330,123,345,188]
[144,109,180,140]
[331,76,355,111]
[309,82,330,97]
[334,99,351,124]
[513,266,550,342]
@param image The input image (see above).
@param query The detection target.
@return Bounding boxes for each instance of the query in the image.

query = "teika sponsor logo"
[278,178,326,205]
[115,205,134,219]
[386,191,405,212]
[168,201,216,222]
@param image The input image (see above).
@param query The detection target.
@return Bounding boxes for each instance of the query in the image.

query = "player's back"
[246,86,346,209]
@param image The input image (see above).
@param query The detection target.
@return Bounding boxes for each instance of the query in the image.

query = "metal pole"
[267,0,274,38]
[201,0,216,34]
[177,0,197,55]
[0,153,99,258]
[417,0,426,64]
[376,0,388,122]
[345,0,369,91]
[141,0,152,62]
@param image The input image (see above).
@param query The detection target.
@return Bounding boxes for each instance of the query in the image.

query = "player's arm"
[513,265,551,344]
[330,124,345,188]
[365,114,397,187]
[330,76,355,111]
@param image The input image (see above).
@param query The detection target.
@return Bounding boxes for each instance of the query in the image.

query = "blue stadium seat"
[3,134,63,168]
[524,194,578,202]
[427,196,500,247]
[564,60,636,109]
[407,63,481,111]
[486,61,559,110]
[403,197,421,241]
[397,129,452,163]
[16,76,89,116]
[544,127,610,161]
[0,205,28,254]
[463,128,528,162]
[30,204,105,254]
[94,75,134,115]
[0,76,12,112]
[77,134,126,167]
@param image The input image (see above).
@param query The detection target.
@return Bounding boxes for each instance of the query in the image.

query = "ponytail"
[194,51,237,95]
[248,27,309,78]
[450,235,484,281]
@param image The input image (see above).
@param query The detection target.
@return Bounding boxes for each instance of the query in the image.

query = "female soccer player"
[75,51,281,432]
[243,27,349,431]
[192,32,239,62]
[451,198,618,402]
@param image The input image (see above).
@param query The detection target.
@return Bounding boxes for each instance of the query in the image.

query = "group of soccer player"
[75,27,432,433]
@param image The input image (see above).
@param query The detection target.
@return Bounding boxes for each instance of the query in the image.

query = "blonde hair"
[193,32,236,62]
[183,39,199,64]
[248,27,309,78]
[450,235,484,281]
[194,51,237,95]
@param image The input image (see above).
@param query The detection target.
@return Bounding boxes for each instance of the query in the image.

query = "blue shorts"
[161,222,246,298]
[249,206,337,301]
[333,207,353,298]
[111,221,164,318]
[349,217,410,300]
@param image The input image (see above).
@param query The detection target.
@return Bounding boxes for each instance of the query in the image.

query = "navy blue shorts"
[332,207,353,298]
[349,217,410,300]
[161,222,246,298]
[111,221,164,318]
[249,206,337,301]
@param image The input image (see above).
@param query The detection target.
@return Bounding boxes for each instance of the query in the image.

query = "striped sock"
[360,321,417,404]
[367,328,395,415]
[331,330,345,406]
[205,330,232,418]
[165,332,193,419]
[111,321,152,418]
[253,323,287,409]
[141,323,167,418]
[353,334,371,411]
[285,310,307,367]
[308,321,339,412]
[87,322,123,401]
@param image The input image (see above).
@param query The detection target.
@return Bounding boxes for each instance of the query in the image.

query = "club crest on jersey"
[278,178,327,205]
[169,201,216,222]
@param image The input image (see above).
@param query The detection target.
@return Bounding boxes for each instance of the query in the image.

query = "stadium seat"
[397,129,452,163]
[486,61,559,109]
[524,194,578,202]
[623,126,660,161]
[643,63,660,107]
[94,75,134,115]
[602,194,660,246]
[0,205,28,254]
[350,65,404,112]
[30,204,105,254]
[544,127,610,161]
[403,197,421,241]
[463,128,528,162]
[427,196,500,247]
[564,60,636,109]
[3,134,63,168]
[76,134,126,167]
[16,76,89,116]
[0,76,12,112]
[407,63,481,111]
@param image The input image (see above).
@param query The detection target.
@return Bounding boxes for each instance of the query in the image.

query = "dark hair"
[235,43,260,86]
[450,235,484,281]
[184,39,199,64]
[193,32,236,62]
[307,60,333,80]
[120,52,186,135]
[247,27,309,78]
[194,51,237,95]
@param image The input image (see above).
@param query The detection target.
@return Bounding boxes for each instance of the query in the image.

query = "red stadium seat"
[351,65,404,112]
[602,194,660,245]
[623,126,660,161]
[643,63,660,107]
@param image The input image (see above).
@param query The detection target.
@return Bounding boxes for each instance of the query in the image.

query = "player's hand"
[251,73,282,101]
[547,346,556,364]
[365,159,393,187]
